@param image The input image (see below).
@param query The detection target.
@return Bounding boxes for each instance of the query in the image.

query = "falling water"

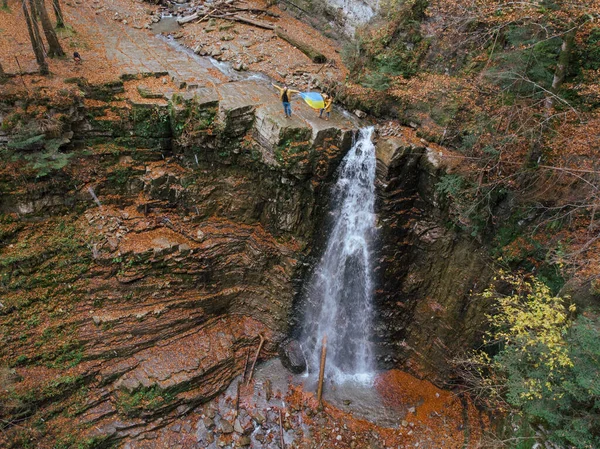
[300,127,377,384]
[87,187,103,209]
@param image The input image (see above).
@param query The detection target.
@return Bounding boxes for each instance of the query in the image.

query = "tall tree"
[34,0,64,57]
[52,0,65,28]
[22,0,48,75]
[26,0,46,55]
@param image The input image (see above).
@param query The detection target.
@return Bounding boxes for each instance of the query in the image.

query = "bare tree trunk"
[545,27,577,111]
[27,0,46,54]
[35,0,64,56]
[29,0,38,17]
[52,0,65,28]
[22,0,49,74]
[0,61,5,77]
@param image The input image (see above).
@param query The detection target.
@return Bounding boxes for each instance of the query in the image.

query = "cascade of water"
[87,187,103,209]
[300,127,377,384]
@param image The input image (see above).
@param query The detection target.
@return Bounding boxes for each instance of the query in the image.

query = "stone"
[219,419,234,434]
[238,436,251,447]
[279,339,307,374]
[354,109,367,118]
[196,420,209,444]
[137,85,164,99]
[408,406,416,414]
[254,430,265,442]
[205,406,217,419]
[204,416,215,428]
[233,418,244,434]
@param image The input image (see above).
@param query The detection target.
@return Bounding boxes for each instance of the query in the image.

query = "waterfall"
[300,127,377,384]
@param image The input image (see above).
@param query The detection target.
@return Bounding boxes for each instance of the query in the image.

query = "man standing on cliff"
[272,83,300,118]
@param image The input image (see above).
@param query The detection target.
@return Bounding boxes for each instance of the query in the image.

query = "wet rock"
[253,412,266,425]
[233,418,244,434]
[278,340,307,374]
[219,419,234,434]
[238,435,251,446]
[253,429,265,442]
[354,109,367,118]
[196,420,209,444]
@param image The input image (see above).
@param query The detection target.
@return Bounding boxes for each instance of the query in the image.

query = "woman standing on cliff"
[272,83,300,118]
[319,93,333,121]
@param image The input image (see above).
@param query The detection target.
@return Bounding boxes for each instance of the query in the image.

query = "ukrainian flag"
[299,92,325,110]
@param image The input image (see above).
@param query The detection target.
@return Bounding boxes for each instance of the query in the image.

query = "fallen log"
[275,26,327,63]
[177,12,200,24]
[234,7,280,17]
[216,14,275,30]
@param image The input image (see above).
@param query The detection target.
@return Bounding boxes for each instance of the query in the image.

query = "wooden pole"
[246,334,265,385]
[316,335,327,406]
[279,408,285,449]
[14,56,29,92]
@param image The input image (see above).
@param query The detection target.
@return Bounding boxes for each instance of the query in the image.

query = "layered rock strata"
[0,75,357,446]
[374,133,494,381]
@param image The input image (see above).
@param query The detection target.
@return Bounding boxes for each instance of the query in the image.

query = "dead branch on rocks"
[216,14,274,30]
[246,333,265,385]
[279,408,285,449]
[177,0,277,29]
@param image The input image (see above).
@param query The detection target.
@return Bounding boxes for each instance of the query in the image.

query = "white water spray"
[300,127,377,384]
[87,186,103,209]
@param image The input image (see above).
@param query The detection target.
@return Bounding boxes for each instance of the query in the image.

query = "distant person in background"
[319,93,333,121]
[272,83,299,118]
[73,52,82,64]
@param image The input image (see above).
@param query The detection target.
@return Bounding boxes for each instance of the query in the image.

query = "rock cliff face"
[0,75,358,446]
[282,0,380,35]
[373,134,494,381]
[0,72,495,446]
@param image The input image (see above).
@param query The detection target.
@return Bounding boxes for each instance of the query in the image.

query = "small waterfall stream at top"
[300,126,377,385]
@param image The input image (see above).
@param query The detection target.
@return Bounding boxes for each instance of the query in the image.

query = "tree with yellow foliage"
[461,272,600,448]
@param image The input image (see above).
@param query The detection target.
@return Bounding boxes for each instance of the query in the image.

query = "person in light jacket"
[272,83,300,118]
[319,93,333,121]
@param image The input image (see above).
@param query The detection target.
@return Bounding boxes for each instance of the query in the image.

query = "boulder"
[278,339,306,374]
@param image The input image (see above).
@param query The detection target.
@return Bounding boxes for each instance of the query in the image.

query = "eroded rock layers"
[0,76,356,446]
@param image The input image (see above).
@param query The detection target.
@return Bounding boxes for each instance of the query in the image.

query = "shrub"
[466,273,600,448]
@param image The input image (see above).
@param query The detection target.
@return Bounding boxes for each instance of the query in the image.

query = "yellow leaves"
[569,303,577,313]
[485,272,575,374]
